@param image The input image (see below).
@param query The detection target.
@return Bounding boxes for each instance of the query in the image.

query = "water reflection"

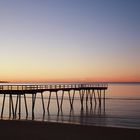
[37,104,106,124]
[0,96,106,124]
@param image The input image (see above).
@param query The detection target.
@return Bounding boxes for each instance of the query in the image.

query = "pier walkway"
[0,83,108,119]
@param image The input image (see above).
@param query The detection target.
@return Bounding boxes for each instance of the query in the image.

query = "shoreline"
[2,118,140,130]
[0,120,140,140]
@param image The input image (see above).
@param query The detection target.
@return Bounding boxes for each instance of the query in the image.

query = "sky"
[0,0,140,82]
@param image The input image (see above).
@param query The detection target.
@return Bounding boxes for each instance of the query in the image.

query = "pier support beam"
[60,91,64,110]
[15,94,19,117]
[79,90,84,110]
[68,91,73,109]
[97,90,101,107]
[10,94,15,117]
[41,92,45,114]
[93,90,97,105]
[32,93,36,119]
[56,91,59,110]
[1,94,6,118]
[86,90,89,107]
[8,94,15,118]
[9,94,11,117]
[47,91,51,110]
[90,90,93,107]
[24,94,28,117]
[19,94,21,119]
[103,90,106,114]
[71,90,75,109]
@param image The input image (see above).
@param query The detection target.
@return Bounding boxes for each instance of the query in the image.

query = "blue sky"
[0,0,140,82]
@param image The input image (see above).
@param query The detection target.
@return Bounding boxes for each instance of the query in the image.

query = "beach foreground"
[0,120,140,140]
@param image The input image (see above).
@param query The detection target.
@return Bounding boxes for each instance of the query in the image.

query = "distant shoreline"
[0,81,140,84]
[0,81,9,83]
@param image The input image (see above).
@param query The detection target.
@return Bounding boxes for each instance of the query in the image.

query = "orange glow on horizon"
[0,0,140,85]
[2,75,140,83]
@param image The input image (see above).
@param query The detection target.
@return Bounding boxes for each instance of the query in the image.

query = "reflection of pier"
[46,105,106,124]
[0,83,108,119]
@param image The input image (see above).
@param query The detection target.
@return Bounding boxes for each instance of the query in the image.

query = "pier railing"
[0,83,108,91]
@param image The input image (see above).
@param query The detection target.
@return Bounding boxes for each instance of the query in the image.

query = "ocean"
[0,82,140,129]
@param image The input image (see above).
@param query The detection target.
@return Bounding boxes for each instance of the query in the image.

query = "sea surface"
[0,82,140,129]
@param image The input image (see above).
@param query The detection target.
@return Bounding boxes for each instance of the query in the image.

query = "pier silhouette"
[0,83,108,119]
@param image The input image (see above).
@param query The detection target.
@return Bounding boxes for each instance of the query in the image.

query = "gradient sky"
[0,0,140,82]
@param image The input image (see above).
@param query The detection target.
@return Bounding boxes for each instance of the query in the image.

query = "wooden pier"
[0,83,108,119]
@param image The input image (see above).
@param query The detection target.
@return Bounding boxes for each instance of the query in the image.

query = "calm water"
[0,82,140,129]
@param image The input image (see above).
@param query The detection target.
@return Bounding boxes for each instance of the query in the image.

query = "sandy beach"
[0,120,139,140]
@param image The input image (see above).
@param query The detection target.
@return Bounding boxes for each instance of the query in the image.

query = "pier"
[0,83,108,119]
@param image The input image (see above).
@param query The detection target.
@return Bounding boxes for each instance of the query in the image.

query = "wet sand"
[0,120,140,140]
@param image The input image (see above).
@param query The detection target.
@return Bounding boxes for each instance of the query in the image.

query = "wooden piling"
[24,94,28,117]
[41,92,45,114]
[47,91,51,110]
[1,94,6,118]
[15,94,19,116]
[60,91,64,109]
[56,91,59,110]
[19,94,21,119]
